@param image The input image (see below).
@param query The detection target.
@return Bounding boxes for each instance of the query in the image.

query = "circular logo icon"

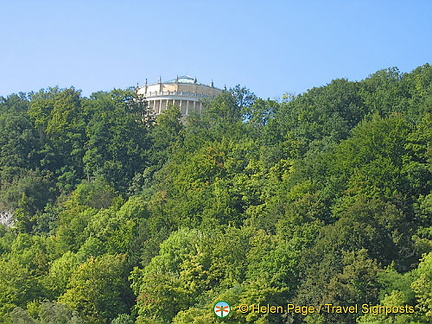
[214,301,230,318]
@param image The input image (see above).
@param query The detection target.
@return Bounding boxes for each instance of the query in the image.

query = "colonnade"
[147,98,203,115]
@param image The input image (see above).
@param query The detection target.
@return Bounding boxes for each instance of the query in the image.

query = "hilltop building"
[137,76,222,116]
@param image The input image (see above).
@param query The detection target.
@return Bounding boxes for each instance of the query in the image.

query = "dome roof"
[165,75,198,84]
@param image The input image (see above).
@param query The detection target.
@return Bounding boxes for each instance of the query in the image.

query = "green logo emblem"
[214,301,230,318]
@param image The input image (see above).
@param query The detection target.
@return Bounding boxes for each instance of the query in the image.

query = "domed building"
[137,76,222,116]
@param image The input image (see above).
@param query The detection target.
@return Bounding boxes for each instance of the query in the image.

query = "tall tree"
[60,254,132,323]
[83,89,150,192]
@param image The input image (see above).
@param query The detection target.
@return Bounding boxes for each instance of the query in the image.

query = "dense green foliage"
[0,65,431,323]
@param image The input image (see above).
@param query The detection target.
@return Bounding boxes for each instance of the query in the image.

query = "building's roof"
[142,75,218,90]
[165,75,198,84]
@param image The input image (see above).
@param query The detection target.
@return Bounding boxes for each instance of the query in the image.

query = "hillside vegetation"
[0,65,431,323]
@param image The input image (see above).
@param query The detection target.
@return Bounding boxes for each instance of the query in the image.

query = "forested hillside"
[0,65,431,324]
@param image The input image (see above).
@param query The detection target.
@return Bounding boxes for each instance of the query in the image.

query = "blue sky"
[1,0,431,99]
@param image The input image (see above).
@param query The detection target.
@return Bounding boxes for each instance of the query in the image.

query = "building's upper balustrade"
[145,90,216,98]
[137,75,222,100]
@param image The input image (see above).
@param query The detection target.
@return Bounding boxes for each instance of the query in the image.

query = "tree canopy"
[0,65,431,323]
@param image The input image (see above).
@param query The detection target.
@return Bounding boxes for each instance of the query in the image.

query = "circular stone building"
[137,75,222,116]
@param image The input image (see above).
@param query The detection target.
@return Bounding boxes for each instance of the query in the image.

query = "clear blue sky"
[1,0,431,99]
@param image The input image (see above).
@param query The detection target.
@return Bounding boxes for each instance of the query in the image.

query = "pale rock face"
[137,76,222,116]
[0,210,14,227]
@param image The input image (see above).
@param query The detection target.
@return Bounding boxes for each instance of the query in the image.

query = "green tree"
[60,254,132,323]
[411,252,432,319]
[0,168,56,232]
[148,105,183,167]
[130,227,252,323]
[53,179,119,253]
[82,195,149,260]
[42,251,79,298]
[0,93,38,169]
[28,87,87,188]
[330,114,425,210]
[7,301,84,324]
[130,228,213,323]
[83,89,150,192]
[0,259,42,322]
[261,78,367,160]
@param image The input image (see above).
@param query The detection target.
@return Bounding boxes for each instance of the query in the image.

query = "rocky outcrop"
[0,210,14,227]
